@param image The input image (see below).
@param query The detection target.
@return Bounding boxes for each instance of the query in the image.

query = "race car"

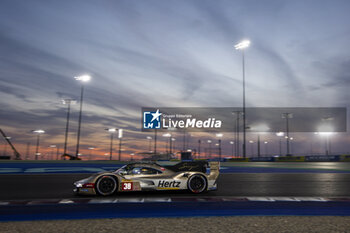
[73,161,220,196]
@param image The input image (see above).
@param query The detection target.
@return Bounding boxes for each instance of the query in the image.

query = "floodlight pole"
[182,129,186,151]
[149,139,152,152]
[75,85,84,158]
[276,132,284,156]
[32,130,45,160]
[74,75,91,159]
[118,138,122,161]
[230,141,234,157]
[279,138,282,155]
[198,140,201,159]
[118,129,123,161]
[282,113,293,156]
[172,138,176,154]
[236,114,240,157]
[235,40,250,158]
[242,49,247,159]
[105,128,117,160]
[232,111,241,157]
[63,99,73,155]
[154,129,157,154]
[286,116,290,155]
[257,134,261,157]
[110,132,114,160]
[147,136,152,152]
[208,140,212,159]
[35,134,40,160]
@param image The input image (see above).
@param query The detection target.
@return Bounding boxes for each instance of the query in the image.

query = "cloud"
[1,0,350,156]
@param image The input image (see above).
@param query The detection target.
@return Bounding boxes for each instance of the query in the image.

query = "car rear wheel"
[187,175,207,193]
[96,176,117,196]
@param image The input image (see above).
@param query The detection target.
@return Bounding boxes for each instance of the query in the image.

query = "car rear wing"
[209,161,220,171]
[208,161,220,179]
[166,161,208,173]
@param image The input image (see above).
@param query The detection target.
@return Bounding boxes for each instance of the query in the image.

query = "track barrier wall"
[222,155,350,162]
[225,158,250,162]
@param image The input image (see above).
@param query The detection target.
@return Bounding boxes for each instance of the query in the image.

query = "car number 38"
[122,182,133,191]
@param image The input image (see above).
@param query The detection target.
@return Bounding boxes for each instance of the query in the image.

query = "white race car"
[74,161,220,196]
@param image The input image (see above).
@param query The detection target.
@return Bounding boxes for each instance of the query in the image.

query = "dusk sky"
[1,0,350,159]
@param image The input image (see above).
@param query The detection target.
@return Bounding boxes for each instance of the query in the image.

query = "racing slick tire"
[187,174,207,194]
[95,176,118,196]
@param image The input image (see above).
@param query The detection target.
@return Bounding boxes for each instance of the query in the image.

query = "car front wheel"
[95,176,117,196]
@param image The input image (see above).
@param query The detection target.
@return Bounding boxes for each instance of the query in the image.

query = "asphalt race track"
[1,173,350,200]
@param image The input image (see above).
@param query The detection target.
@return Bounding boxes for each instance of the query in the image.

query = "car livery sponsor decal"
[157,180,181,190]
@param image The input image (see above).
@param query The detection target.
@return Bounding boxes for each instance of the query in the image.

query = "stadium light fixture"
[74,75,91,82]
[234,40,250,50]
[118,129,123,161]
[105,128,117,160]
[32,130,45,160]
[146,136,152,152]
